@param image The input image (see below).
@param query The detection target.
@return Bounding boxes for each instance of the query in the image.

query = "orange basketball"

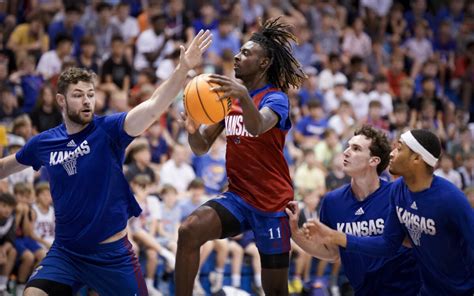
[183,74,231,125]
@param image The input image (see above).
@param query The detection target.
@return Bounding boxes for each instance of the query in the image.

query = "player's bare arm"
[0,154,29,179]
[286,201,339,262]
[208,74,278,136]
[180,111,225,155]
[124,30,212,137]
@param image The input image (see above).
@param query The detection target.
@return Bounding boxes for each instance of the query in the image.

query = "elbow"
[191,146,209,156]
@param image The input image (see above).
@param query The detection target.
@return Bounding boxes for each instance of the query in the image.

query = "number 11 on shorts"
[269,227,281,239]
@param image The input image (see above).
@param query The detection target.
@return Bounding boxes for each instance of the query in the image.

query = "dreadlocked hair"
[249,17,306,93]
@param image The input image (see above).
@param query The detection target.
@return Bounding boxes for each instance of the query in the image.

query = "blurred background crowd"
[0,0,473,295]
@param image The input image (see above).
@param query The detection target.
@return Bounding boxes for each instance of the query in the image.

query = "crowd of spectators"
[0,0,473,295]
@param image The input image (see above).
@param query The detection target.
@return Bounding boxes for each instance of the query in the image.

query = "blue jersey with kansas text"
[16,113,141,251]
[347,176,474,296]
[320,180,420,296]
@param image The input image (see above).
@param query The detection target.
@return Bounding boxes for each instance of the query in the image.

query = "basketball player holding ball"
[176,17,305,296]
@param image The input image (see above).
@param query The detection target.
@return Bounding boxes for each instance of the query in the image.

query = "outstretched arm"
[0,154,29,179]
[124,30,212,137]
[286,201,339,262]
[304,204,405,257]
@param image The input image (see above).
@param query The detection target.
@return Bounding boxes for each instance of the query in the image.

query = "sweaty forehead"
[241,41,265,56]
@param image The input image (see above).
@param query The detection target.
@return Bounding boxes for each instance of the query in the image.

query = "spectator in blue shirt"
[48,4,85,56]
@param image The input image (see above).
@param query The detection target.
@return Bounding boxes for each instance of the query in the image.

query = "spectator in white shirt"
[160,144,196,193]
[36,34,73,80]
[324,73,352,113]
[434,154,463,189]
[342,17,372,60]
[134,13,176,71]
[346,74,371,120]
[368,74,393,117]
[318,53,346,92]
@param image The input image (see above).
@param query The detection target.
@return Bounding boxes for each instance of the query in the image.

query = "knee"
[178,218,203,248]
[22,251,35,264]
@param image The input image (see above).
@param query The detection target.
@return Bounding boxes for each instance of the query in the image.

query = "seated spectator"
[318,53,346,93]
[36,33,73,80]
[156,185,180,256]
[327,100,355,140]
[323,73,351,113]
[160,145,196,194]
[192,136,226,195]
[128,175,173,296]
[228,231,263,295]
[207,16,241,68]
[7,11,49,60]
[314,128,343,169]
[294,100,328,148]
[458,153,474,190]
[145,120,174,165]
[179,179,209,220]
[403,20,433,77]
[0,85,22,128]
[294,148,326,195]
[346,74,370,120]
[29,83,63,133]
[385,54,408,98]
[76,35,99,73]
[134,13,176,71]
[368,74,393,116]
[434,154,463,189]
[101,35,132,93]
[31,182,55,249]
[84,2,121,60]
[125,139,157,184]
[48,4,84,55]
[8,54,44,113]
[13,182,45,295]
[0,193,17,293]
[325,153,351,191]
[342,17,372,61]
[363,100,390,131]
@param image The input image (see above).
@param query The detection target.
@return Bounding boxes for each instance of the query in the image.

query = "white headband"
[400,131,438,167]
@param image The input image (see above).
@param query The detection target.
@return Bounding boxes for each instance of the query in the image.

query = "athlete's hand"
[285,201,301,233]
[208,74,248,101]
[179,112,201,134]
[303,219,334,244]
[180,30,212,71]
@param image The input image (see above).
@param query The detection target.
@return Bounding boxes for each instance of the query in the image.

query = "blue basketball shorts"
[210,191,291,256]
[27,236,148,295]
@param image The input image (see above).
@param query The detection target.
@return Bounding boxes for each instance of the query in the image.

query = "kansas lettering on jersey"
[336,218,384,236]
[396,206,436,246]
[49,141,91,176]
[225,85,293,212]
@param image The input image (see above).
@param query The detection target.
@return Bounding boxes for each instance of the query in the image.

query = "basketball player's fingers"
[189,29,204,47]
[284,207,294,219]
[197,29,211,43]
[209,74,231,82]
[199,35,213,51]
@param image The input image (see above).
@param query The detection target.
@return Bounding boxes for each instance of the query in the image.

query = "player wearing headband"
[304,129,474,296]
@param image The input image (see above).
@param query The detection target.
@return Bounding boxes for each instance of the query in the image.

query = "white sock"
[17,284,26,295]
[231,274,241,287]
[254,274,262,288]
[211,269,224,293]
[159,248,176,268]
[0,276,7,286]
[145,278,154,288]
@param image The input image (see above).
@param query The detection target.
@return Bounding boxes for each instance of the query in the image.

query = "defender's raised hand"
[285,201,301,233]
[180,30,212,70]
